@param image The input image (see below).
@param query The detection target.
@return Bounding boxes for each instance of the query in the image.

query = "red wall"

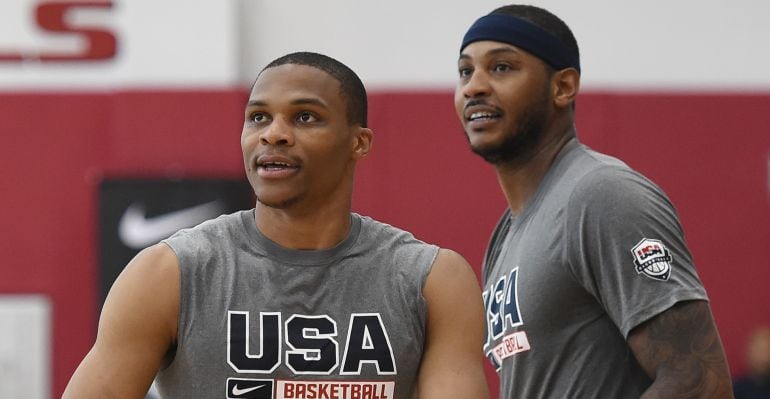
[1,90,768,397]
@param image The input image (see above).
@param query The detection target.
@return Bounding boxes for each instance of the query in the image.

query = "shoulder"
[423,248,482,311]
[355,214,441,285]
[357,214,417,240]
[102,242,181,342]
[428,249,476,283]
[537,142,669,216]
[164,210,250,255]
[62,243,180,398]
[575,162,664,197]
[121,243,180,294]
[560,161,686,256]
[167,210,248,241]
[565,158,675,220]
[559,143,665,202]
[553,142,643,193]
[117,243,179,289]
[356,213,438,254]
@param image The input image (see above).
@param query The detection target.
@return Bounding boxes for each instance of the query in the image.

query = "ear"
[551,68,580,109]
[351,127,373,160]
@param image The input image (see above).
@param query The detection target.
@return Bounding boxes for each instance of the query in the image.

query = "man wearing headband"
[455,4,733,398]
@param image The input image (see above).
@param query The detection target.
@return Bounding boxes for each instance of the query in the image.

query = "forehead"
[250,64,343,106]
[459,40,535,62]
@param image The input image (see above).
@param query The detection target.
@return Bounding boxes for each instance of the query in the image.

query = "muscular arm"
[415,249,490,399]
[628,300,734,399]
[62,243,180,399]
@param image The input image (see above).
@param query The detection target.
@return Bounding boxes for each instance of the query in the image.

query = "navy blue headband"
[461,13,580,73]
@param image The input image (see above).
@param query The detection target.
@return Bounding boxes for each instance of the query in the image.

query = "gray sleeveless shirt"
[156,210,438,399]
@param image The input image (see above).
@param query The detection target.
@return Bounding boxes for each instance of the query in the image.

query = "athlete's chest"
[480,216,593,369]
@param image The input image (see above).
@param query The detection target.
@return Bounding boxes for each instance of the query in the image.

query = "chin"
[468,136,506,157]
[470,146,506,165]
[256,195,302,209]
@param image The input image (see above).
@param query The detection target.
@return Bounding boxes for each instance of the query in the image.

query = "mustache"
[463,99,502,113]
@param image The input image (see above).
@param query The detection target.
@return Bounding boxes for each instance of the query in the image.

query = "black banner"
[98,178,253,308]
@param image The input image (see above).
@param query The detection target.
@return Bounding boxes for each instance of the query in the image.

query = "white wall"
[0,0,237,89]
[0,296,50,399]
[239,0,770,91]
[2,0,768,91]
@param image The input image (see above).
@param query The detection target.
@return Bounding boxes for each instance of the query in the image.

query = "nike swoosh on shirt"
[118,200,224,248]
[232,383,266,396]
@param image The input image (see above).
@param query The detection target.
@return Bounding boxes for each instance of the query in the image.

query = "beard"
[466,86,550,166]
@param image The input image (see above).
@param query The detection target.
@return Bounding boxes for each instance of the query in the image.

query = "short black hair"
[491,4,579,73]
[258,52,368,128]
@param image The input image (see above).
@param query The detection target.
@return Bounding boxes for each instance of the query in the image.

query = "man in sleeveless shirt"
[64,52,489,399]
[454,4,733,398]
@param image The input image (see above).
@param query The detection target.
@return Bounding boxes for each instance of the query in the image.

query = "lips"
[463,103,502,130]
[464,103,502,122]
[468,111,501,121]
[253,154,300,179]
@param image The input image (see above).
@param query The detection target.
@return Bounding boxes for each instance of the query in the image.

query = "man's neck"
[495,122,576,215]
[254,199,352,250]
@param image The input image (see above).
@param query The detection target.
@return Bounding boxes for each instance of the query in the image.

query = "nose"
[259,117,295,146]
[461,70,491,99]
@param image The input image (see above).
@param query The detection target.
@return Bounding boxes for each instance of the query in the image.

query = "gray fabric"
[482,137,708,398]
[156,210,438,399]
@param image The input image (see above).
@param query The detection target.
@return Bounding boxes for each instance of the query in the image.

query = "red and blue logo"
[631,238,672,281]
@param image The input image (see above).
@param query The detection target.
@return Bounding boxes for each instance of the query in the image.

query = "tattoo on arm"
[628,300,734,399]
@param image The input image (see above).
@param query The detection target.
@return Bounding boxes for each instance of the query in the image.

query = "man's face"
[241,64,364,209]
[454,40,552,165]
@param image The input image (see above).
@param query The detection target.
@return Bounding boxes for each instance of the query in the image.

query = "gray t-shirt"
[482,137,708,398]
[156,210,438,399]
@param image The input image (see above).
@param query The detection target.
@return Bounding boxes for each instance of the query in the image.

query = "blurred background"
[1,1,768,398]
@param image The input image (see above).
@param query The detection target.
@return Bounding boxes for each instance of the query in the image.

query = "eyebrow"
[458,46,520,61]
[291,98,327,108]
[246,97,328,108]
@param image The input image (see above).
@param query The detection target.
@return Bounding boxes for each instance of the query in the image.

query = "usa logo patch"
[631,238,672,281]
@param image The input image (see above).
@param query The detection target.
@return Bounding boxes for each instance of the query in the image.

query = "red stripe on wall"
[0,90,767,397]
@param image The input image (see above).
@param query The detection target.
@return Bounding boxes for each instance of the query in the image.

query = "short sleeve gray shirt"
[481,137,708,398]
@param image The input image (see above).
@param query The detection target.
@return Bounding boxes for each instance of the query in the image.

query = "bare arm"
[62,243,180,399]
[415,249,490,399]
[628,300,734,399]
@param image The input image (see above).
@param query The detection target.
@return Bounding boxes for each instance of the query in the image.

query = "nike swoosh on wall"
[118,200,225,249]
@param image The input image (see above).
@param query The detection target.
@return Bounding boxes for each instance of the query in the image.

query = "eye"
[297,111,318,123]
[458,66,473,78]
[493,63,511,73]
[249,112,268,123]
